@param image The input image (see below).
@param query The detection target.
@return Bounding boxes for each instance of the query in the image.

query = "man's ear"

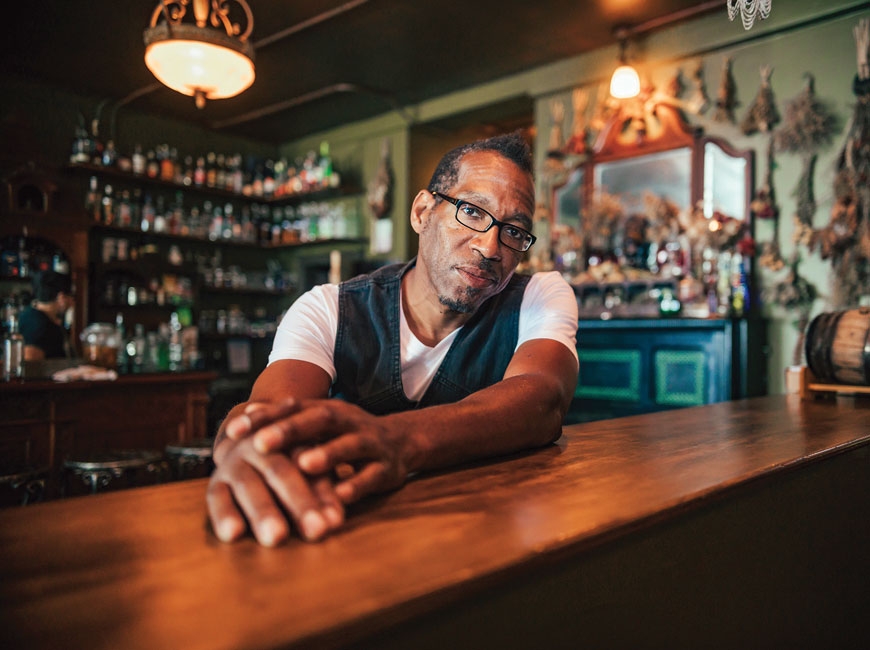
[410,190,435,235]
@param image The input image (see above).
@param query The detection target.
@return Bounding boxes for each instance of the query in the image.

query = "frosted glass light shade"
[144,22,255,106]
[610,64,640,99]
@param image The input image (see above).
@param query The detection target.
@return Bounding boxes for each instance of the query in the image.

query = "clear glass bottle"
[3,306,25,381]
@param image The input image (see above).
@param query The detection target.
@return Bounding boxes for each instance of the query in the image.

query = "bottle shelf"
[67,162,362,207]
[90,223,367,252]
[199,285,289,297]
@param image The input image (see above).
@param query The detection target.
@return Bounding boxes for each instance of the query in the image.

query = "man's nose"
[471,225,502,259]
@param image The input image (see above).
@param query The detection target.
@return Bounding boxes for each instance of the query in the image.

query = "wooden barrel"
[805,308,870,385]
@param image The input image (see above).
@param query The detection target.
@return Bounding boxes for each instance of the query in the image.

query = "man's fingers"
[255,452,333,541]
[335,462,388,504]
[205,480,247,542]
[251,401,339,452]
[207,459,289,547]
[208,437,343,545]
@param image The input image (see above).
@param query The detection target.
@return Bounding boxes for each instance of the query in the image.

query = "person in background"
[19,270,73,360]
[207,132,579,546]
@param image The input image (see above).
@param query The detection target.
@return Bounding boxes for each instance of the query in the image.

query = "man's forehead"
[454,153,535,208]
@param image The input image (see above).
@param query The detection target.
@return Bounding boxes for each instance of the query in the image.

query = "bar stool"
[0,466,50,507]
[165,439,215,480]
[62,450,167,496]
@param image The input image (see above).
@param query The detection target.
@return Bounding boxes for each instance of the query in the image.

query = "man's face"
[415,150,535,314]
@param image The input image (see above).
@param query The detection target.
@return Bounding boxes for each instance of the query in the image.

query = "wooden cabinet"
[568,318,767,423]
[0,371,215,498]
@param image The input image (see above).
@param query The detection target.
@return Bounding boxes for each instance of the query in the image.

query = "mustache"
[476,258,496,274]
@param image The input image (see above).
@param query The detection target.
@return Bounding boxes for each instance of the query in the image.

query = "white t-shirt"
[269,271,579,401]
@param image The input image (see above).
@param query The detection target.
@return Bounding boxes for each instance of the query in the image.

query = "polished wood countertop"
[1,395,868,649]
[0,369,218,393]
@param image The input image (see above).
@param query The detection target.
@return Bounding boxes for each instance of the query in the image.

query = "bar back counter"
[0,371,215,497]
[1,394,868,649]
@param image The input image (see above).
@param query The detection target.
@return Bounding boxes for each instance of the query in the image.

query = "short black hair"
[426,131,533,196]
[32,270,72,302]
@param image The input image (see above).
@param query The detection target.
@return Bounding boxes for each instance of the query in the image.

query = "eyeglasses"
[433,192,536,253]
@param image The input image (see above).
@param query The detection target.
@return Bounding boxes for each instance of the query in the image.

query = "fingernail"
[322,505,343,527]
[302,510,327,541]
[225,414,251,440]
[259,517,286,547]
[217,519,240,543]
[254,425,282,453]
[297,448,325,472]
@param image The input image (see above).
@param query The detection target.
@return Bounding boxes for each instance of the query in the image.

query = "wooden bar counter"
[1,394,868,649]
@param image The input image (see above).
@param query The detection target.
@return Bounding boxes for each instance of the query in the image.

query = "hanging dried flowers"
[774,74,838,231]
[741,65,780,135]
[813,19,870,308]
[763,256,818,366]
[713,57,738,123]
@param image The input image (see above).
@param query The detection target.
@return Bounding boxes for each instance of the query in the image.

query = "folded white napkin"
[52,365,119,382]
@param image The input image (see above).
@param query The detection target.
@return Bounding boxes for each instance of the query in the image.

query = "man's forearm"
[385,372,569,474]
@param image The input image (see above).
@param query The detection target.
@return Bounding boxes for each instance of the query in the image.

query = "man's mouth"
[456,266,497,290]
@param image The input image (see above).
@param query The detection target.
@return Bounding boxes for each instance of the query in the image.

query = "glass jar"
[80,323,121,368]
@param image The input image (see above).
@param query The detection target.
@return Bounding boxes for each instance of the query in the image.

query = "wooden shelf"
[67,162,362,207]
[786,365,870,400]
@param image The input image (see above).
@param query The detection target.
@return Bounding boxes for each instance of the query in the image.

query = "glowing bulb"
[610,64,641,99]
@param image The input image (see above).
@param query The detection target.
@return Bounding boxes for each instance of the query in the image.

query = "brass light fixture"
[609,28,640,100]
[144,0,255,109]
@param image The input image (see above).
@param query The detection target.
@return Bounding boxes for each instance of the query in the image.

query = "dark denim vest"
[333,259,530,414]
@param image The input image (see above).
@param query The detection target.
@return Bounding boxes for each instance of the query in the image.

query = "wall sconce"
[144,0,255,109]
[610,28,640,99]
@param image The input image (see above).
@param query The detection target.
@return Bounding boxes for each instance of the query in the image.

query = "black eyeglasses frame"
[432,192,536,253]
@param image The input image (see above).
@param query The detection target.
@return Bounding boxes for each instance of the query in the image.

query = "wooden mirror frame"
[550,101,755,244]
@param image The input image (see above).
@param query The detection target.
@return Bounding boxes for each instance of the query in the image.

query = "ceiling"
[1,0,722,145]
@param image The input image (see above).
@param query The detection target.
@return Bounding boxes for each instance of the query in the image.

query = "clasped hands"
[207,397,410,546]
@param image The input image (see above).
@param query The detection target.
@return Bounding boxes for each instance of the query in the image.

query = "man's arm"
[238,337,578,505]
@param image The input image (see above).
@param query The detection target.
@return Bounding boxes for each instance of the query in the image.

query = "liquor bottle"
[205,152,217,188]
[182,155,194,187]
[215,153,227,190]
[115,312,127,372]
[146,149,160,179]
[140,193,155,232]
[168,313,183,371]
[319,141,333,184]
[85,176,101,222]
[129,323,147,372]
[132,144,146,175]
[101,184,115,225]
[194,156,206,187]
[17,235,30,278]
[117,190,133,228]
[3,305,24,381]
[101,140,117,168]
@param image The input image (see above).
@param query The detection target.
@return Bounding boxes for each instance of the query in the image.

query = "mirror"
[700,136,753,222]
[544,101,756,318]
[594,147,693,214]
[552,166,584,231]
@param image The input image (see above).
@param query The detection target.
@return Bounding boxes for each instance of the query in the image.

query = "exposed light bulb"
[610,64,641,99]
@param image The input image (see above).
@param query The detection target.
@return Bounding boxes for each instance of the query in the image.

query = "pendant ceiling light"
[144,0,255,109]
[727,0,772,31]
[610,28,640,100]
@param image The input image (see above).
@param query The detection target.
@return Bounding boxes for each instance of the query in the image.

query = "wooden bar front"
[1,394,868,649]
[0,371,216,495]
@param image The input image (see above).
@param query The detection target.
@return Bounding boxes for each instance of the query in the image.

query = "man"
[207,132,579,546]
[19,270,73,360]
